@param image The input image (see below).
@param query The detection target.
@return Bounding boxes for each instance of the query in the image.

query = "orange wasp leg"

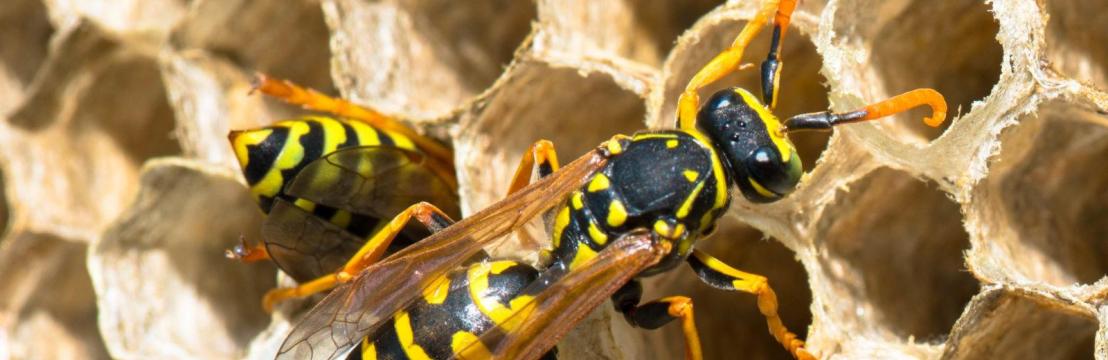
[676,0,782,130]
[251,74,454,166]
[261,202,456,312]
[688,249,815,360]
[506,139,562,196]
[782,88,948,132]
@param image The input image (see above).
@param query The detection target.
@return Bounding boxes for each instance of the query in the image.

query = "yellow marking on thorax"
[632,133,680,141]
[571,191,585,210]
[681,129,729,211]
[468,261,534,332]
[552,206,571,247]
[676,179,706,219]
[588,173,610,192]
[394,311,432,360]
[653,220,687,240]
[422,275,451,305]
[666,139,679,148]
[607,200,627,227]
[734,88,793,160]
[451,331,492,360]
[683,170,699,182]
[587,222,608,245]
[568,242,599,270]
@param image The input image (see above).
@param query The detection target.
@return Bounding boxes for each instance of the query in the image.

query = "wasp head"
[696,88,802,203]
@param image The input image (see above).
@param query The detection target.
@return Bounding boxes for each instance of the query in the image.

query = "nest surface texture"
[0,0,1106,359]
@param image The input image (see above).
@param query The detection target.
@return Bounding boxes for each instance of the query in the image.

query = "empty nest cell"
[324,0,536,120]
[830,0,1003,141]
[818,168,977,341]
[455,60,647,215]
[943,289,1095,360]
[0,0,53,114]
[1044,0,1108,90]
[977,102,1108,287]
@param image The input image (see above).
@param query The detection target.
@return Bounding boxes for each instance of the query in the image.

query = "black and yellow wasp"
[265,0,949,359]
[226,75,461,311]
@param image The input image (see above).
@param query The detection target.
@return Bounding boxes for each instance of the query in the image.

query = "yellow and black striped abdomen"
[230,116,418,213]
[352,260,556,360]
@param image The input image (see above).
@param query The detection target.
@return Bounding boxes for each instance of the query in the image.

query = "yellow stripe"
[568,242,599,270]
[467,261,534,332]
[632,133,680,141]
[395,311,432,360]
[587,222,608,245]
[683,169,699,182]
[251,122,310,200]
[693,249,748,280]
[676,179,706,219]
[422,275,450,305]
[552,206,571,247]
[571,191,584,210]
[310,116,349,155]
[451,331,492,360]
[682,130,729,211]
[348,120,382,146]
[733,88,792,160]
[587,174,610,192]
[330,210,352,229]
[230,128,272,169]
[362,338,377,360]
[747,177,777,198]
[607,200,627,227]
[293,198,316,212]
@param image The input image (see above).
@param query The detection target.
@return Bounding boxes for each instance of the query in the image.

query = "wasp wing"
[276,149,610,360]
[285,145,460,220]
[458,231,666,360]
[262,146,460,281]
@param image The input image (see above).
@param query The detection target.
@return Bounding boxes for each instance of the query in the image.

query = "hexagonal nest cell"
[1,0,1107,359]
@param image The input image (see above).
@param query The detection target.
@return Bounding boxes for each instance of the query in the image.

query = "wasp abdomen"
[355,260,556,360]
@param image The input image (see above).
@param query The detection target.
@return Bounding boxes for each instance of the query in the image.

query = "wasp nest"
[1,0,1106,359]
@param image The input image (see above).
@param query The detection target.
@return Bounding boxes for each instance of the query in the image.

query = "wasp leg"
[760,0,799,109]
[783,88,948,132]
[225,235,270,263]
[251,73,453,163]
[261,202,456,312]
[687,249,815,360]
[677,0,782,130]
[506,139,562,195]
[613,280,703,360]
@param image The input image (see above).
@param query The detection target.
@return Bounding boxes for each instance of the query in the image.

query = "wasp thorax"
[696,87,802,203]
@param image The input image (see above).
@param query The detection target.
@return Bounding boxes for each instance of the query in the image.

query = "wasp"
[270,0,948,358]
[225,75,461,312]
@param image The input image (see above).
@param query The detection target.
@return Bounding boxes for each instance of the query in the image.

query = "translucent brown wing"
[262,198,366,282]
[262,146,460,282]
[276,149,611,360]
[285,145,460,219]
[459,231,667,360]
